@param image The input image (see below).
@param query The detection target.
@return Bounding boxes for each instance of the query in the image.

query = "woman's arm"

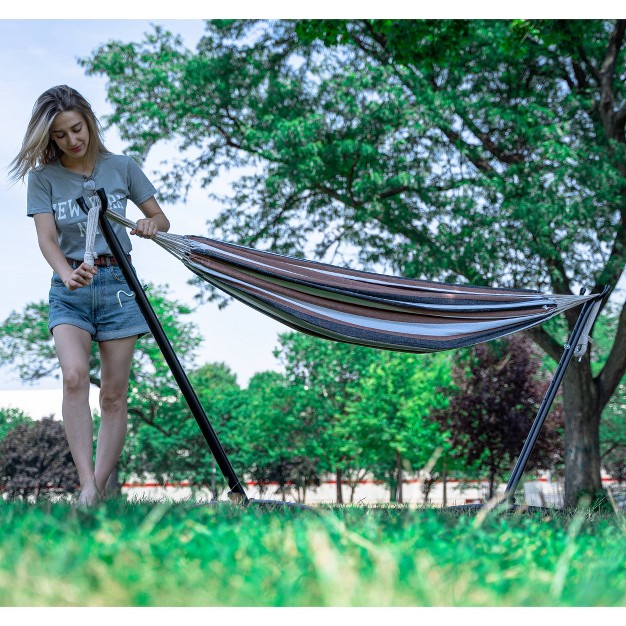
[131,196,170,239]
[33,213,96,290]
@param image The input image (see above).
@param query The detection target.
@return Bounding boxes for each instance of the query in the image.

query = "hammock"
[102,210,597,356]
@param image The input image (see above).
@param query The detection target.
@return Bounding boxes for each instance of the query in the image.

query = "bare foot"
[77,483,101,507]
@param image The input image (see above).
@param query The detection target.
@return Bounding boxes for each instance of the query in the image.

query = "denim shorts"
[48,261,150,342]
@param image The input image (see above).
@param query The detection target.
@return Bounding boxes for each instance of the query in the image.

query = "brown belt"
[66,255,131,267]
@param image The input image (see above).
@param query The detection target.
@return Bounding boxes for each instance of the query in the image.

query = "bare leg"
[95,335,137,494]
[53,324,99,505]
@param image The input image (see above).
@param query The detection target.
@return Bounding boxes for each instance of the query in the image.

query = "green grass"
[1,498,625,607]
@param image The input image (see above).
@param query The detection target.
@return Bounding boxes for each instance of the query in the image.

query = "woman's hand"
[131,218,159,239]
[63,262,97,291]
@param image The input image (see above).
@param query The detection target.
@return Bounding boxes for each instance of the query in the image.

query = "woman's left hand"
[131,218,159,239]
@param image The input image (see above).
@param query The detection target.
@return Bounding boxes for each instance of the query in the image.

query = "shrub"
[0,417,78,499]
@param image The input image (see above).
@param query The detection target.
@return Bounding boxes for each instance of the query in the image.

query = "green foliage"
[0,300,99,384]
[593,303,626,481]
[348,351,453,501]
[106,286,241,489]
[1,502,626,606]
[81,19,626,292]
[235,370,324,502]
[0,283,198,390]
[0,285,212,489]
[272,333,379,500]
[592,301,622,378]
[236,334,456,503]
[122,361,244,493]
[0,407,32,445]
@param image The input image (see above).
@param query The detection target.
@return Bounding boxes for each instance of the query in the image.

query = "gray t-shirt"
[27,153,157,260]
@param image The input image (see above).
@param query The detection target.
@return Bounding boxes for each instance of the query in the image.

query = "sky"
[0,18,290,417]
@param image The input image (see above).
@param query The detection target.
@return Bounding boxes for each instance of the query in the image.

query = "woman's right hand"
[63,262,97,291]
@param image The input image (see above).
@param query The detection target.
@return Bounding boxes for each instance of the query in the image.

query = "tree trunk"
[210,457,217,500]
[422,477,434,504]
[442,455,447,507]
[336,468,343,504]
[396,449,403,504]
[562,360,604,507]
[389,477,397,503]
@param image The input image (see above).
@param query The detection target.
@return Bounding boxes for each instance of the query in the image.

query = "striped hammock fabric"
[105,211,594,354]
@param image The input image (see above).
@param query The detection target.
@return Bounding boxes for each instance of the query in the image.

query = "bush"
[0,417,78,499]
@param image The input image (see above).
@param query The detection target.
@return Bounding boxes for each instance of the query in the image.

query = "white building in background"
[121,473,585,508]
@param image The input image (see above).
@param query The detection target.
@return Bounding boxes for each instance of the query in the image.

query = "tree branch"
[346,155,359,204]
[438,126,496,174]
[378,185,417,200]
[454,109,525,165]
[598,20,626,139]
[524,325,563,363]
[571,60,590,93]
[579,45,601,84]
[546,248,573,297]
[601,442,624,458]
[247,189,309,246]
[128,406,173,437]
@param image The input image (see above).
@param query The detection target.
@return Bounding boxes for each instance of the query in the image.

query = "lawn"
[0,499,625,606]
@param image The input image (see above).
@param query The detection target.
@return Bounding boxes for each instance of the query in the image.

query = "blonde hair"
[9,85,110,181]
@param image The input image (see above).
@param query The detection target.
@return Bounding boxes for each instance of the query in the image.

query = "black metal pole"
[78,190,248,503]
[504,286,610,503]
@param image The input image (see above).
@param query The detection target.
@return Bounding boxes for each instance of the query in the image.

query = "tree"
[237,370,324,503]
[433,335,564,499]
[0,284,205,491]
[0,284,200,392]
[121,361,245,496]
[347,351,452,502]
[0,407,32,445]
[81,19,626,506]
[0,417,78,499]
[273,332,378,503]
[0,300,100,385]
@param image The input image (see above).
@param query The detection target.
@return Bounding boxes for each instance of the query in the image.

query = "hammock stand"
[78,189,610,509]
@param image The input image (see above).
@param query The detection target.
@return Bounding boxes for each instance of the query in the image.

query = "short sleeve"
[126,157,158,206]
[27,170,53,217]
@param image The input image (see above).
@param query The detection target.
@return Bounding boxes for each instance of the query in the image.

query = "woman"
[10,85,170,505]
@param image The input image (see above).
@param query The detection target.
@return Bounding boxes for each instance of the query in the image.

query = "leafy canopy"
[81,20,626,296]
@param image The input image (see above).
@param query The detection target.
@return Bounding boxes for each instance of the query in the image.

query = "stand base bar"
[504,286,610,502]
